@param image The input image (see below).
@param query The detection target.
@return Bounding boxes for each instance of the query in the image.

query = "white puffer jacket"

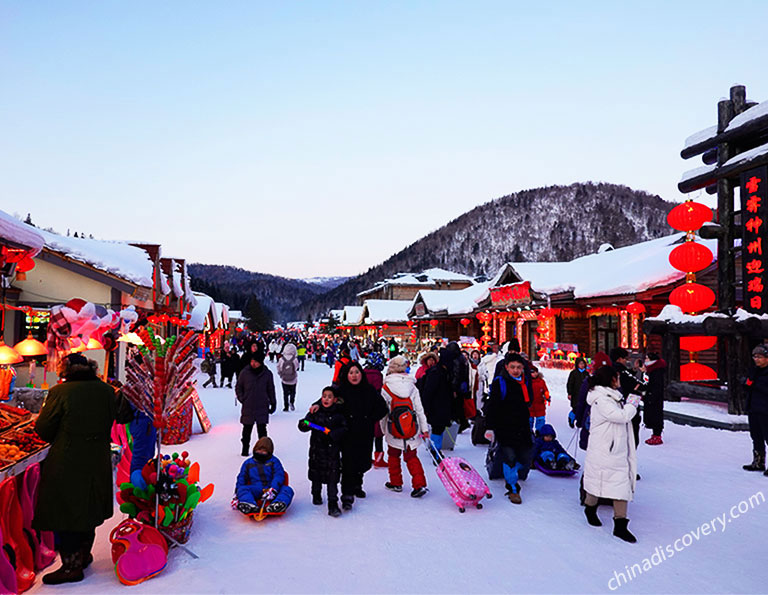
[379,372,429,451]
[583,385,638,501]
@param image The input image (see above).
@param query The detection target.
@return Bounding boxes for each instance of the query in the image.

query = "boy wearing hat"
[235,437,294,514]
[744,344,768,473]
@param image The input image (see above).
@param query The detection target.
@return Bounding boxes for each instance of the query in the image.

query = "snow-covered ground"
[30,361,766,594]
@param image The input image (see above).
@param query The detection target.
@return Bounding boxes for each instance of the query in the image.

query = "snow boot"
[328,502,341,517]
[505,483,522,504]
[237,501,258,515]
[341,495,354,511]
[42,552,84,585]
[613,518,637,543]
[312,494,323,506]
[372,452,388,468]
[241,442,250,457]
[385,482,402,492]
[645,435,663,445]
[410,487,428,498]
[353,488,366,498]
[266,501,286,514]
[584,504,602,527]
[743,450,766,471]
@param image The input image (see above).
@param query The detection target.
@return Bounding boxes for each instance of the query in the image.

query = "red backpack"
[383,384,418,440]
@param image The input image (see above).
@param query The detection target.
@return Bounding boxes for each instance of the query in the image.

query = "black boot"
[312,492,323,505]
[241,442,250,457]
[743,450,766,471]
[43,552,84,585]
[613,518,637,543]
[341,494,354,511]
[328,501,341,517]
[584,504,602,527]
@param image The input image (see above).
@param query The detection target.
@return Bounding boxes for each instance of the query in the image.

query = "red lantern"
[680,336,717,352]
[626,302,646,315]
[667,201,712,232]
[669,283,715,314]
[668,242,714,273]
[680,362,717,381]
[460,318,471,326]
[15,256,35,273]
[476,312,491,322]
[382,324,388,330]
[406,320,414,328]
[429,320,439,327]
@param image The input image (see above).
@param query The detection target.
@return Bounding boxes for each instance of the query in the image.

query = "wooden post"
[663,333,681,400]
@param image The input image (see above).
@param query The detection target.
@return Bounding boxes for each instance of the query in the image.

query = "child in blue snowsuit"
[235,437,294,514]
[532,424,579,471]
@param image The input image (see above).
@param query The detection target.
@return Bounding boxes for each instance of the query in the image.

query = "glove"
[262,488,277,501]
[269,405,276,414]
[484,430,495,442]
[568,410,576,428]
[626,394,642,409]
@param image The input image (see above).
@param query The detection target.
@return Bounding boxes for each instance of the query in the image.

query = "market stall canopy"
[360,299,412,325]
[0,210,44,256]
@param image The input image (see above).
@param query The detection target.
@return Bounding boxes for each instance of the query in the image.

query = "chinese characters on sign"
[741,167,768,314]
[490,281,532,308]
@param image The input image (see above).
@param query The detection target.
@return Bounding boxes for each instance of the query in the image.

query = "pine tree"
[245,296,273,331]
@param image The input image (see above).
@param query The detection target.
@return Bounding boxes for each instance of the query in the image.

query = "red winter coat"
[529,376,550,418]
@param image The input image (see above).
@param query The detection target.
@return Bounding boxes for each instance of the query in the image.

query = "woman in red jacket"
[529,366,550,433]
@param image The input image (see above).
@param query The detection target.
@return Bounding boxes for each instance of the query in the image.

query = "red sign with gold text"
[490,281,532,308]
[741,166,768,314]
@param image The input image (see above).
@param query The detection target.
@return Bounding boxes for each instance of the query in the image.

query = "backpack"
[383,384,418,440]
[201,359,212,374]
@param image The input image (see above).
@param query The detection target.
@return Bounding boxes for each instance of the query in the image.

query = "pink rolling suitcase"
[426,439,492,512]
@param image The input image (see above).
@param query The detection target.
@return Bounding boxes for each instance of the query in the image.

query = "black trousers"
[312,480,339,503]
[56,528,95,556]
[282,383,297,409]
[748,412,768,454]
[340,470,364,502]
[242,422,268,447]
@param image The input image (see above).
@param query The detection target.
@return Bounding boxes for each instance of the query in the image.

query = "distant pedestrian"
[743,344,768,473]
[277,343,300,411]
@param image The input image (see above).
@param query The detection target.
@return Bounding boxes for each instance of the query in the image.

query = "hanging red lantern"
[680,362,717,381]
[406,320,414,328]
[667,201,713,232]
[476,312,491,323]
[680,335,718,352]
[626,302,646,315]
[669,283,716,313]
[15,256,35,273]
[668,242,714,274]
[429,320,439,327]
[460,318,471,326]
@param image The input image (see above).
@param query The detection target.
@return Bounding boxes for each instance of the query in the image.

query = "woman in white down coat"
[583,366,641,543]
[379,356,430,498]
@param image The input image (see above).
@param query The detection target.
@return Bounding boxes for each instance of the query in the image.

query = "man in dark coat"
[485,352,533,504]
[610,347,647,449]
[743,343,768,473]
[220,344,240,388]
[33,353,117,585]
[418,349,454,452]
[643,353,667,445]
[235,349,276,456]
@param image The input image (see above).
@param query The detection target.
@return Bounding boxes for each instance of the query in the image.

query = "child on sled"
[234,437,294,515]
[531,424,580,472]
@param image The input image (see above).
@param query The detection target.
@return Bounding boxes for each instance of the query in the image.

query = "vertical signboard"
[741,166,768,313]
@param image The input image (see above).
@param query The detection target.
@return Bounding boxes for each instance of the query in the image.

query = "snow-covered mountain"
[300,276,351,290]
[298,182,674,318]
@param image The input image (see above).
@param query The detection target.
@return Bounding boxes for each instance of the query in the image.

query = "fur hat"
[419,351,438,366]
[387,355,408,375]
[253,437,274,456]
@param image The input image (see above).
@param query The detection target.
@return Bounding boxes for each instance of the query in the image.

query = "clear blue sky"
[2,1,767,278]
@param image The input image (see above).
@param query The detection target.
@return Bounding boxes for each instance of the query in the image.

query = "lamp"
[13,333,46,356]
[0,339,23,365]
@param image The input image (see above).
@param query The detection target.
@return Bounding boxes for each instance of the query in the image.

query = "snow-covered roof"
[341,306,364,326]
[360,300,412,324]
[229,310,243,321]
[183,262,197,307]
[0,211,45,255]
[188,292,215,331]
[214,302,229,327]
[681,140,768,187]
[411,281,493,317]
[171,261,184,298]
[683,125,718,151]
[329,309,343,321]
[358,268,473,297]
[38,228,154,287]
[497,233,718,300]
[725,98,768,134]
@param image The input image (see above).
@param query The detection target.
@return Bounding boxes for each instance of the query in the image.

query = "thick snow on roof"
[214,302,229,327]
[503,234,718,299]
[183,262,197,307]
[342,306,364,325]
[171,261,184,298]
[328,309,343,321]
[681,139,768,186]
[358,268,473,296]
[38,228,154,287]
[0,211,45,255]
[683,125,718,150]
[361,300,412,324]
[229,310,243,321]
[412,281,492,316]
[725,98,768,133]
[188,292,214,331]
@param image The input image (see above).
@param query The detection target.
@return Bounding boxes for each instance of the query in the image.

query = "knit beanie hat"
[386,355,408,375]
[253,437,274,456]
